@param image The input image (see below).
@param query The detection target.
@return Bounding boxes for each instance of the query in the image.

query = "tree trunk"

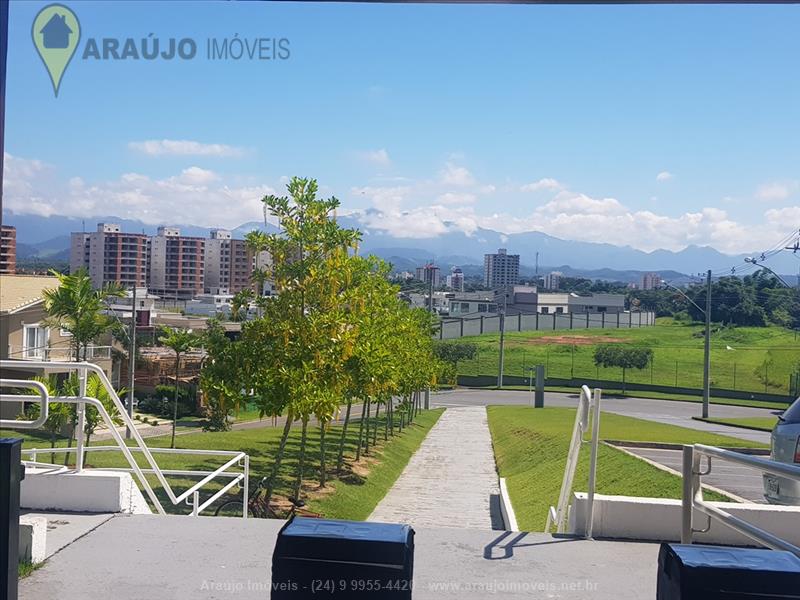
[319,423,327,488]
[83,431,91,467]
[293,418,309,501]
[336,400,353,475]
[355,400,367,461]
[264,415,293,506]
[363,399,372,455]
[171,354,180,448]
[389,399,394,437]
[372,403,380,446]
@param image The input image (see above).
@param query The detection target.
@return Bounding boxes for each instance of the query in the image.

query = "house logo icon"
[31,4,81,97]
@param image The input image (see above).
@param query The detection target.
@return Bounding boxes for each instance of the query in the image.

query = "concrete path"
[433,389,775,445]
[21,514,660,600]
[369,407,504,530]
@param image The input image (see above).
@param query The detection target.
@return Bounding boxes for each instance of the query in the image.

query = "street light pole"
[702,269,711,419]
[497,289,507,389]
[126,284,137,439]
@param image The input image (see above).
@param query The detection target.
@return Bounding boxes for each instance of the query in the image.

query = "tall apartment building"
[446,267,465,292]
[0,225,17,274]
[543,271,562,290]
[204,229,252,294]
[415,263,441,288]
[484,248,519,289]
[148,227,205,300]
[641,272,661,290]
[248,248,275,296]
[70,223,148,288]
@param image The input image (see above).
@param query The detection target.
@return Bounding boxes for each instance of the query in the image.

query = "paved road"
[432,389,775,445]
[621,447,767,503]
[21,514,660,600]
[370,406,503,530]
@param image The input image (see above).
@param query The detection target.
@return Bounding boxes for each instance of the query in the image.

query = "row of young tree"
[200,178,442,506]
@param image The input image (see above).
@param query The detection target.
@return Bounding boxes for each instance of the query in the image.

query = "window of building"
[541,307,550,314]
[478,304,487,312]
[23,324,49,359]
[555,307,564,314]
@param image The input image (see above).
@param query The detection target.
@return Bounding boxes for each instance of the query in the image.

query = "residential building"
[415,263,441,288]
[148,227,205,300]
[0,275,113,385]
[204,229,252,294]
[446,291,498,316]
[70,223,148,289]
[543,271,562,290]
[104,287,159,329]
[248,248,275,296]
[0,225,16,274]
[185,293,235,318]
[484,248,519,289]
[641,272,661,290]
[536,292,571,314]
[446,267,465,292]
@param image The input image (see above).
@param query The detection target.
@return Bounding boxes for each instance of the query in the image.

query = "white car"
[764,397,800,505]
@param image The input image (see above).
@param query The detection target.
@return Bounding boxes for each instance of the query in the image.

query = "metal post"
[126,284,137,439]
[76,366,87,471]
[535,365,545,408]
[497,290,507,389]
[528,369,533,404]
[192,491,200,517]
[1,439,22,600]
[702,269,711,419]
[681,445,695,544]
[242,454,250,519]
[585,389,602,539]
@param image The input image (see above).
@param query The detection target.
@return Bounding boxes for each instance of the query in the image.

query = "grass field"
[487,406,764,532]
[695,416,778,432]
[458,319,799,396]
[2,409,444,519]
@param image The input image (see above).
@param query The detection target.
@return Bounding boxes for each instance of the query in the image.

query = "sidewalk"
[369,406,503,530]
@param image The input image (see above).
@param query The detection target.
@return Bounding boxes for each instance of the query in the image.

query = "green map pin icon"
[32,4,81,97]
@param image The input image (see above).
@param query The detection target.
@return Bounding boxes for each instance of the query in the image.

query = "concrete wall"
[569,493,800,547]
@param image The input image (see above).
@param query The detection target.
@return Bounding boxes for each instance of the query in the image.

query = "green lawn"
[3,408,444,519]
[695,416,779,432]
[487,406,764,532]
[457,319,799,396]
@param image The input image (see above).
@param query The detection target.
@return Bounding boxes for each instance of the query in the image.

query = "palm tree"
[158,327,199,448]
[43,268,125,361]
[230,289,254,322]
[82,375,125,464]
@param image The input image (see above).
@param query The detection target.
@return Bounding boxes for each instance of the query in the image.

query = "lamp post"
[662,271,712,418]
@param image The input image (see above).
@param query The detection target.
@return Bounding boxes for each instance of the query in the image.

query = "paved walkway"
[370,407,503,530]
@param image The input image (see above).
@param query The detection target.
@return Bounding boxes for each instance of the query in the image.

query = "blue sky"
[4,0,800,253]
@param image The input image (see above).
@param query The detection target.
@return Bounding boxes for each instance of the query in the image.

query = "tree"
[593,344,653,392]
[433,341,477,384]
[79,375,125,465]
[43,268,125,360]
[158,327,199,448]
[230,289,254,322]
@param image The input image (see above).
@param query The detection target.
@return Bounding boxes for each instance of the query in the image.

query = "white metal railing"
[545,384,602,537]
[681,444,800,557]
[7,345,112,361]
[0,360,249,518]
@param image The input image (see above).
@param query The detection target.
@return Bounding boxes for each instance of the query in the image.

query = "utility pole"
[497,288,508,388]
[702,269,711,419]
[427,265,434,314]
[126,284,137,439]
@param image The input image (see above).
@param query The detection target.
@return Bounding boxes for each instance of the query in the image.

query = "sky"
[3,1,800,254]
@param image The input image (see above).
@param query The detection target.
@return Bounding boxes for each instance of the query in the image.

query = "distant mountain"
[3,210,797,278]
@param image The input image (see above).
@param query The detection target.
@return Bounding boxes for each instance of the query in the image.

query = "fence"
[434,310,655,340]
[456,341,799,399]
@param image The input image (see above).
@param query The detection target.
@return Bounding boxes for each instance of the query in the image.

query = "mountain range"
[4,210,798,283]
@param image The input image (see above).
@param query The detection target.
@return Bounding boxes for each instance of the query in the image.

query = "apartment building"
[70,223,148,288]
[415,263,441,288]
[204,229,252,294]
[640,272,661,290]
[446,267,465,292]
[148,227,205,300]
[543,271,562,290]
[484,248,519,289]
[0,225,16,274]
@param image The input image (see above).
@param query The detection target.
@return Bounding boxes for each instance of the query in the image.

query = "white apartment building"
[484,248,520,289]
[70,223,148,289]
[148,227,205,300]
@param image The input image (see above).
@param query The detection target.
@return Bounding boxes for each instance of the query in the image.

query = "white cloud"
[520,178,563,193]
[656,171,673,182]
[439,162,475,186]
[437,192,476,205]
[128,139,245,157]
[355,148,391,167]
[756,181,798,202]
[4,153,272,228]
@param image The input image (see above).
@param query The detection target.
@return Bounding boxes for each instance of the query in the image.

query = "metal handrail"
[681,444,800,557]
[7,345,112,361]
[545,385,602,536]
[0,379,49,429]
[0,359,249,518]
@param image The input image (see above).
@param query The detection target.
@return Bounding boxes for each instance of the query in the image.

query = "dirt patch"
[525,335,629,346]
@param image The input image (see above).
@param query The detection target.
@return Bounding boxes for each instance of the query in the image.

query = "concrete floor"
[20,514,660,600]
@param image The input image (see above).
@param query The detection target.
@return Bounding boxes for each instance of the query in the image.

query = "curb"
[691,416,775,433]
[498,477,518,531]
[604,439,769,456]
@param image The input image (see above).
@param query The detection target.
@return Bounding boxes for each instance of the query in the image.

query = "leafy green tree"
[230,289,254,322]
[158,327,200,448]
[593,344,653,392]
[42,268,125,360]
